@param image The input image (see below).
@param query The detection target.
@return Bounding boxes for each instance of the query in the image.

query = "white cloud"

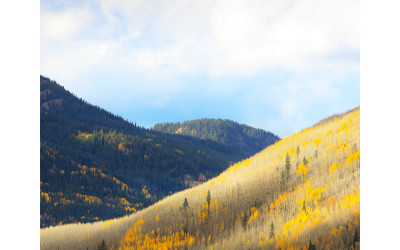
[207,0,359,75]
[41,0,359,80]
[40,40,116,83]
[41,6,93,40]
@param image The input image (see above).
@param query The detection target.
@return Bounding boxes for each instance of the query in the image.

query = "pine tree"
[269,222,275,238]
[285,153,291,178]
[183,198,189,212]
[308,240,316,250]
[303,156,308,166]
[182,198,189,233]
[206,190,211,206]
[353,227,360,247]
[98,239,107,250]
[206,190,211,217]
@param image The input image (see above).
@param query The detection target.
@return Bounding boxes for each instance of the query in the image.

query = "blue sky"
[40,0,359,138]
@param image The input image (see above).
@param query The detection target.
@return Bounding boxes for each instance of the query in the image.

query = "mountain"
[40,76,272,228]
[41,107,360,250]
[153,119,279,157]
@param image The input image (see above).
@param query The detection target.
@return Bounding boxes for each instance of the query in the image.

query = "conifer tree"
[303,156,308,166]
[98,239,107,250]
[353,227,360,247]
[269,222,275,238]
[182,198,189,233]
[308,240,316,250]
[285,153,291,178]
[206,190,211,206]
[206,190,211,216]
[183,198,189,212]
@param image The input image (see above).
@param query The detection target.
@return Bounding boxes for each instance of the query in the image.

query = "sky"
[40,0,360,138]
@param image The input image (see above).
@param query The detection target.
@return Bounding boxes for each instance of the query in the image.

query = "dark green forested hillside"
[41,76,279,228]
[153,119,279,156]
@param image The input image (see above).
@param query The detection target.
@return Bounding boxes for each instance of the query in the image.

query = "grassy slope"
[40,107,360,250]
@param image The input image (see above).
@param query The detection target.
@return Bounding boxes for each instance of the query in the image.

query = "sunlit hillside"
[40,107,360,250]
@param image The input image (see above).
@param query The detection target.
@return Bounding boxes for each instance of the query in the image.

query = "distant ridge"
[153,118,280,156]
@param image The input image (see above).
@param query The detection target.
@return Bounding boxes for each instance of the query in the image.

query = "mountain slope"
[41,107,360,250]
[153,119,279,156]
[41,76,143,135]
[40,76,261,228]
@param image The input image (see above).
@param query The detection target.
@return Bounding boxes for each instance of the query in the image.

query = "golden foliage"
[142,185,151,199]
[340,190,360,210]
[41,192,50,202]
[120,219,195,250]
[76,193,102,204]
[345,149,360,166]
[296,162,307,177]
[248,207,259,224]
[119,198,131,206]
[199,173,206,181]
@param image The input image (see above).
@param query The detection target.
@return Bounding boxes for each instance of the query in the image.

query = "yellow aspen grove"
[329,162,337,175]
[296,162,307,177]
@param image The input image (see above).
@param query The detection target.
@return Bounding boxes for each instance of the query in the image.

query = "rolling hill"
[153,119,279,157]
[40,106,360,249]
[40,76,278,228]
